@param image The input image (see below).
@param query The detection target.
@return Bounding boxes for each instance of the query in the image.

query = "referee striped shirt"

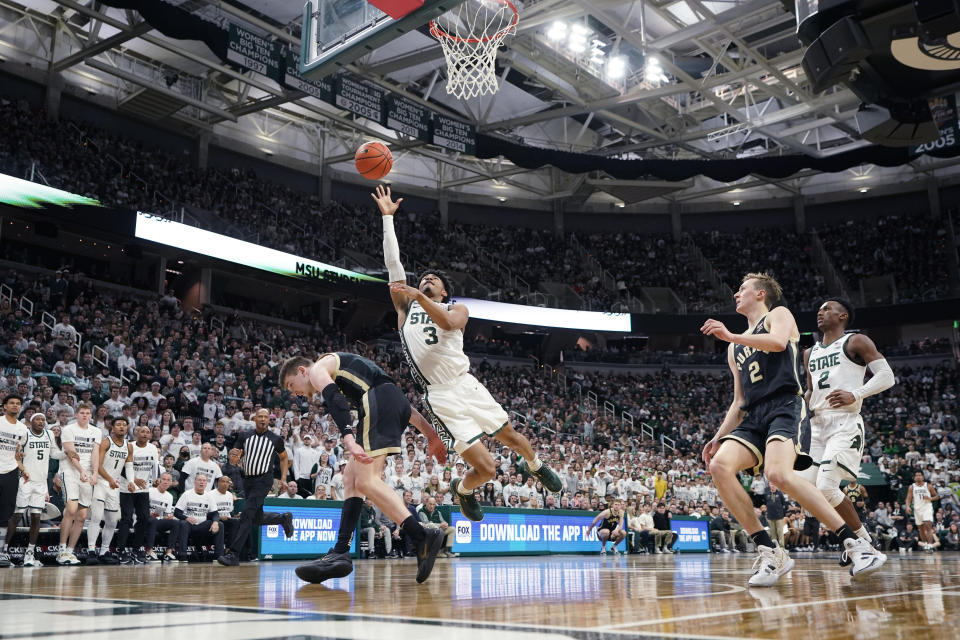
[235,429,283,477]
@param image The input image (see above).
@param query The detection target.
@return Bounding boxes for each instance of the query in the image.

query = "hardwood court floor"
[0,552,958,639]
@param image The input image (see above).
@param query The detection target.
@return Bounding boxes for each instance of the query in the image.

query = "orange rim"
[429,0,519,45]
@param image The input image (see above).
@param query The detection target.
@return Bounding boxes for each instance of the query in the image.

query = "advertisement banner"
[432,114,476,154]
[671,518,710,552]
[227,24,285,85]
[259,502,357,559]
[457,297,631,332]
[450,510,627,555]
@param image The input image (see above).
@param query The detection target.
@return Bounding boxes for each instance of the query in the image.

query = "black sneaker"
[517,460,563,493]
[119,553,135,565]
[451,478,484,522]
[99,552,121,565]
[281,512,294,538]
[295,550,353,583]
[415,528,444,584]
[85,554,99,566]
[216,552,240,566]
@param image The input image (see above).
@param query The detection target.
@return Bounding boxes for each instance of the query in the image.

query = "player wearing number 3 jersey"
[802,299,895,565]
[373,184,563,524]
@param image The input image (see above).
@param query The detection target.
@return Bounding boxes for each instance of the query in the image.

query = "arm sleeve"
[174,508,187,520]
[382,215,406,282]
[852,359,895,401]
[321,384,355,438]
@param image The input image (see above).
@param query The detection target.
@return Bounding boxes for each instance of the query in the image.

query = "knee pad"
[816,465,845,508]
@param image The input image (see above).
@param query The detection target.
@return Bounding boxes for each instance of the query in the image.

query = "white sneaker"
[612,547,620,555]
[845,537,887,576]
[22,551,42,568]
[748,545,794,587]
[65,552,81,566]
[600,547,607,555]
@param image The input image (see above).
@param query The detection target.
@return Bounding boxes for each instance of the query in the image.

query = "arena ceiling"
[2,0,960,208]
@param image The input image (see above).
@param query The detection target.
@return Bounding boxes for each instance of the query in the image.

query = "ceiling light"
[546,21,567,41]
[260,147,273,156]
[615,202,625,208]
[858,186,869,193]
[496,196,508,202]
[732,200,741,206]
[607,56,627,79]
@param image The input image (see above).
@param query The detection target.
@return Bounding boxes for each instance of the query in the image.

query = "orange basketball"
[355,141,393,180]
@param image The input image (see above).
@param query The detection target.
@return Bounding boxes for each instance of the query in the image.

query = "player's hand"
[210,522,219,534]
[371,185,403,216]
[135,479,147,490]
[700,319,734,342]
[346,439,373,464]
[702,439,721,467]
[127,482,137,493]
[427,437,447,465]
[20,470,29,482]
[825,389,856,408]
[388,282,420,301]
[906,506,911,515]
[79,471,88,483]
[187,516,199,525]
[89,475,99,486]
[108,478,119,489]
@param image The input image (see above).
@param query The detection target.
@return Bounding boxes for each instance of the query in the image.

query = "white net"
[430,0,519,100]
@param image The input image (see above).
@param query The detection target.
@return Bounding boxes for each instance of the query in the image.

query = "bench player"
[803,298,893,572]
[373,185,563,523]
[0,395,29,567]
[7,413,63,566]
[701,273,884,587]
[58,402,102,565]
[86,417,135,564]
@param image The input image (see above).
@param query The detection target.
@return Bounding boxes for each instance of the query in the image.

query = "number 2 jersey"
[733,314,804,410]
[400,299,470,392]
[807,333,865,414]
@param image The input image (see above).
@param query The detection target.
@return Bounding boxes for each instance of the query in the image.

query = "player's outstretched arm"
[408,407,447,464]
[372,185,410,320]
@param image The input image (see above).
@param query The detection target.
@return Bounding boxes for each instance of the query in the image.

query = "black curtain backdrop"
[101,0,229,60]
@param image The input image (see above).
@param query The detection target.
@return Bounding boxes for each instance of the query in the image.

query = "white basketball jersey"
[808,334,865,414]
[21,429,56,481]
[912,482,931,509]
[101,437,129,482]
[61,422,102,473]
[121,443,160,494]
[400,300,470,390]
[0,418,28,474]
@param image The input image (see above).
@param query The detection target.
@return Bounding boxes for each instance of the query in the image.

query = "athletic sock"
[751,530,776,549]
[456,479,472,495]
[835,524,857,543]
[527,455,543,472]
[58,543,66,553]
[100,546,110,556]
[401,515,426,544]
[333,497,363,554]
[0,526,6,550]
[853,526,870,542]
[27,544,35,553]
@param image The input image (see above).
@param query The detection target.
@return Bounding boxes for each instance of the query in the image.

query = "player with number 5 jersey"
[373,184,563,525]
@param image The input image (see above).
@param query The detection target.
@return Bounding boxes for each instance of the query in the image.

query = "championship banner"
[334,75,387,124]
[227,24,285,85]
[450,510,628,555]
[260,501,358,559]
[386,94,431,142]
[283,48,334,103]
[432,114,476,155]
[911,94,959,157]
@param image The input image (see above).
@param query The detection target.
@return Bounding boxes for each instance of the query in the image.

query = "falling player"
[373,185,563,523]
[58,402,102,565]
[6,413,63,566]
[906,471,939,552]
[803,299,894,570]
[86,417,136,564]
[279,351,448,584]
[701,273,884,587]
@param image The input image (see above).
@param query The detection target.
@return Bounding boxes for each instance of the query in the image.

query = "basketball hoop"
[430,0,519,99]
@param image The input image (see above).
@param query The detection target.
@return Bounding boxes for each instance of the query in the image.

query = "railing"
[509,410,527,426]
[210,315,224,335]
[257,341,274,357]
[622,411,633,432]
[19,295,33,317]
[603,400,615,419]
[0,284,12,309]
[585,390,598,414]
[640,422,655,442]
[40,311,56,333]
[120,366,140,387]
[660,434,677,454]
[683,235,731,310]
[92,345,109,370]
[809,229,850,298]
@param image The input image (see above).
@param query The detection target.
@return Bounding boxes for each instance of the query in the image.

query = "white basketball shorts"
[423,373,510,455]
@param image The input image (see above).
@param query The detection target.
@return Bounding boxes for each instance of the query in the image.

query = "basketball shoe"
[451,477,483,521]
[415,528,445,584]
[844,537,886,576]
[22,549,42,567]
[516,460,563,493]
[295,549,353,583]
[748,544,794,587]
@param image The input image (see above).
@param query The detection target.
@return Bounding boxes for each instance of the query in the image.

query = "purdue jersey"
[327,352,395,406]
[808,334,865,414]
[100,437,129,482]
[400,300,470,391]
[733,315,804,410]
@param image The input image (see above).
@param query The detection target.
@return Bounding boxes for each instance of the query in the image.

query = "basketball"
[355,141,393,180]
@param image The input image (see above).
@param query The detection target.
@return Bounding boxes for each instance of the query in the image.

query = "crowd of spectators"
[1,261,958,563]
[819,214,952,303]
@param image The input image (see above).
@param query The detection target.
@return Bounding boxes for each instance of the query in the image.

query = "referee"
[217,408,293,566]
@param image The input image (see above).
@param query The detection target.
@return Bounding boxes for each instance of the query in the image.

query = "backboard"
[300,0,467,81]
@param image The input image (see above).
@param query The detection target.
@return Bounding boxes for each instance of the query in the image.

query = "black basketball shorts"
[720,392,813,475]
[358,383,412,457]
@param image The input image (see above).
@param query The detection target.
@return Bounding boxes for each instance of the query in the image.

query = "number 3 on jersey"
[748,361,763,383]
[423,326,438,345]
